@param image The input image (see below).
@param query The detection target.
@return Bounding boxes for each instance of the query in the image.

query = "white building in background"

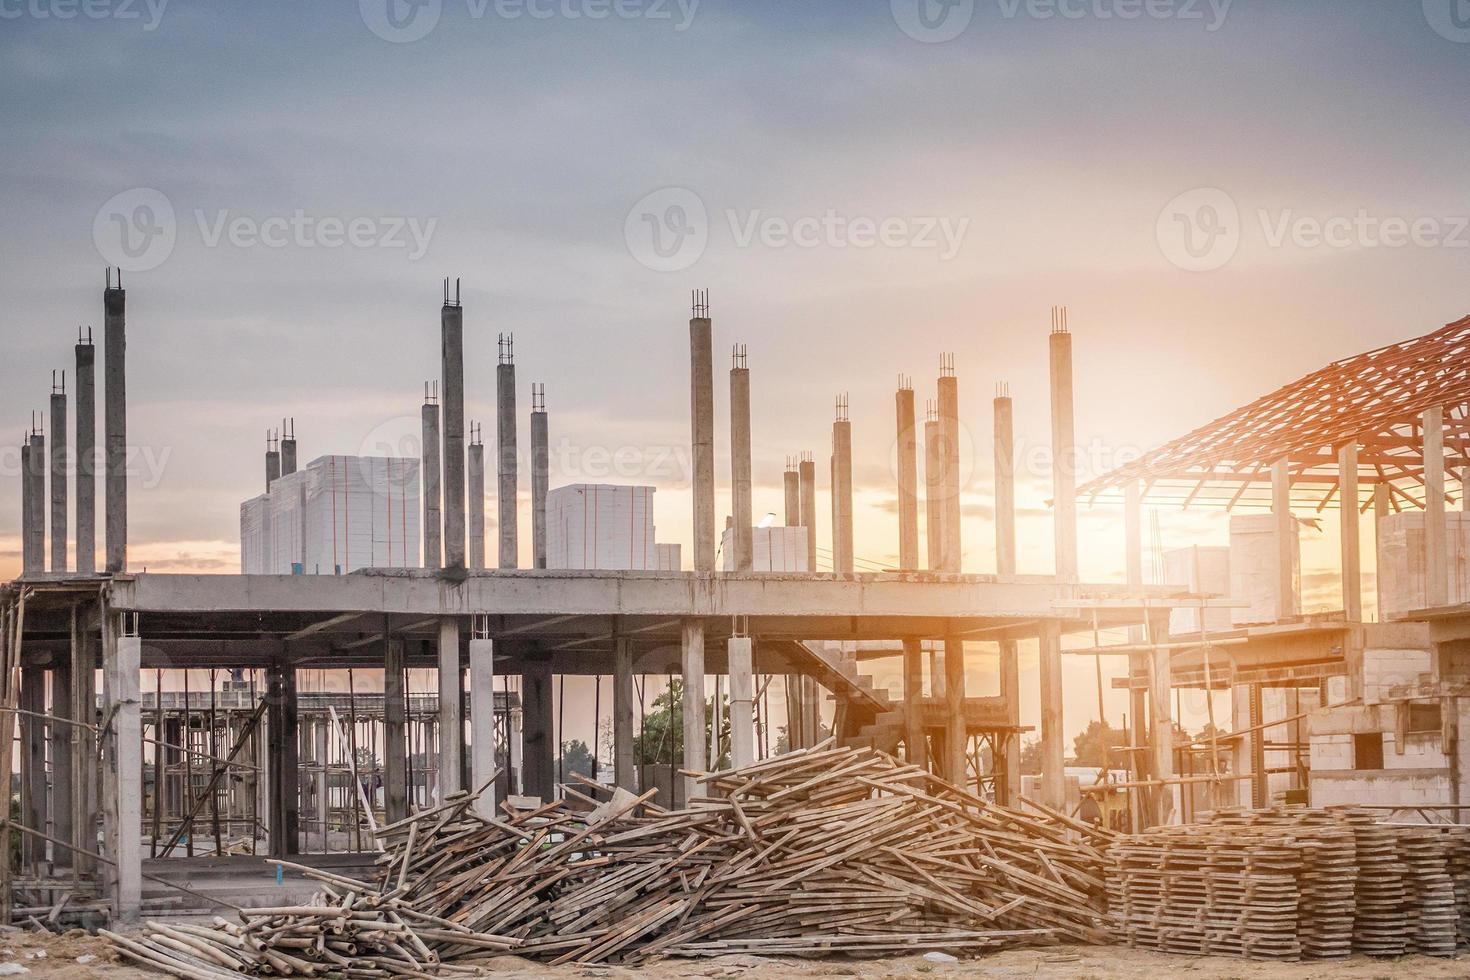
[241,455,421,574]
[547,484,678,570]
[721,525,809,572]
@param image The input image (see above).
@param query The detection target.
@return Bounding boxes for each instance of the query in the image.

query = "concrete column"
[730,349,753,572]
[937,359,961,573]
[902,637,924,767]
[1271,458,1296,619]
[383,634,407,824]
[1374,483,1390,619]
[266,433,281,491]
[896,383,919,571]
[943,636,966,785]
[267,658,299,857]
[613,635,635,791]
[531,387,549,569]
[994,392,1015,577]
[437,618,463,800]
[798,456,817,573]
[313,719,328,851]
[1339,442,1362,621]
[497,347,518,569]
[1039,621,1066,808]
[75,336,96,575]
[50,386,67,573]
[104,275,127,573]
[71,614,96,876]
[783,464,800,527]
[690,297,716,573]
[442,295,466,570]
[421,395,441,569]
[999,638,1021,804]
[800,676,820,747]
[280,423,297,476]
[20,667,47,868]
[728,636,754,769]
[1048,320,1077,583]
[1146,613,1174,825]
[924,410,943,571]
[521,657,554,801]
[104,620,141,919]
[467,433,486,570]
[469,634,496,817]
[50,662,73,867]
[21,437,43,575]
[1424,406,1448,607]
[681,620,707,801]
[831,401,853,574]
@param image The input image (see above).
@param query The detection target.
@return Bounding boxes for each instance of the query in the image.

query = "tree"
[1071,720,1125,768]
[557,739,596,782]
[1019,737,1043,775]
[632,680,730,768]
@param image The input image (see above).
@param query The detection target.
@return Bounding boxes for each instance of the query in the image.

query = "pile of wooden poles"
[105,741,1112,972]
[374,741,1112,963]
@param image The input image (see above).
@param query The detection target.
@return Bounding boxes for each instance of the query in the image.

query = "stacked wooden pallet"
[1109,805,1467,962]
[1108,824,1308,960]
[106,742,1110,973]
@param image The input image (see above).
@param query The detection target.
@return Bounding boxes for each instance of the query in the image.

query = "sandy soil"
[3,932,1467,979]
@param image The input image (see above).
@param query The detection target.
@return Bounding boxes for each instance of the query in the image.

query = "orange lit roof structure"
[1078,316,1470,511]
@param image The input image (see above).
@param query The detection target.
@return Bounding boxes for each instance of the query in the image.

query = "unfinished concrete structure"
[14,274,1416,929]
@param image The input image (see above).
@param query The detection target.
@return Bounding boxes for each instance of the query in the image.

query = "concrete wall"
[720,526,808,572]
[546,484,660,571]
[1164,545,1232,635]
[1377,511,1470,619]
[1230,512,1300,625]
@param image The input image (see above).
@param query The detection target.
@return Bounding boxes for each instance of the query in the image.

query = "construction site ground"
[7,929,1468,980]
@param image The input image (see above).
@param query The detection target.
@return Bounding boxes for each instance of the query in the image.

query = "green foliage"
[632,679,730,768]
[1071,720,1126,768]
[557,739,597,781]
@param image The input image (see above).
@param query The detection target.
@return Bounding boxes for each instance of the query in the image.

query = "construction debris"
[105,742,1111,973]
[1107,805,1470,962]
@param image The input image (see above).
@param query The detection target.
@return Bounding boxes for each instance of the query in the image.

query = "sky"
[1,0,1467,753]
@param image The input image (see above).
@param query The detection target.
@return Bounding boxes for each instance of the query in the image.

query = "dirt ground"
[3,930,1467,979]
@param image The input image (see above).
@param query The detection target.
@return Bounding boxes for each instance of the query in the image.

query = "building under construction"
[1,271,1466,931]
